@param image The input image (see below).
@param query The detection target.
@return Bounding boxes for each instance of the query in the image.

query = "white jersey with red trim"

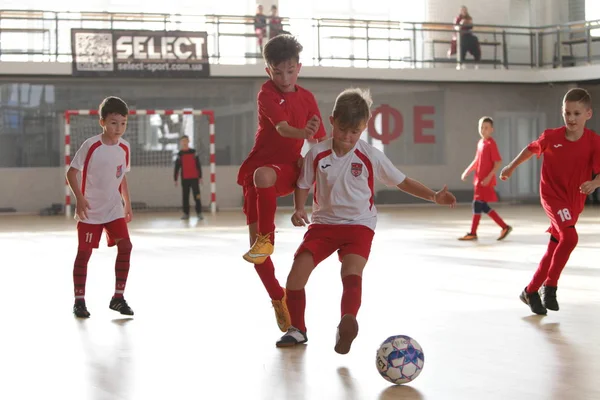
[298,138,406,230]
[70,134,131,224]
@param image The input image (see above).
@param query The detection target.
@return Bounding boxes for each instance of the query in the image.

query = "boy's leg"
[481,202,512,240]
[105,218,134,316]
[182,179,191,218]
[526,236,559,294]
[276,252,316,347]
[244,184,287,329]
[335,226,374,354]
[190,179,203,216]
[245,164,299,264]
[541,226,578,311]
[278,226,337,347]
[73,222,103,318]
[459,200,481,240]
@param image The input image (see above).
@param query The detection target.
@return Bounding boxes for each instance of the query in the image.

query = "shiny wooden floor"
[1,204,599,400]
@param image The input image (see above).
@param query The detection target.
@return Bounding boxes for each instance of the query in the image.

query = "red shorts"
[294,224,375,266]
[543,202,579,237]
[77,218,130,250]
[473,184,498,203]
[242,162,300,225]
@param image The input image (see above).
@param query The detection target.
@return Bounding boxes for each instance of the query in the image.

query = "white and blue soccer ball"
[376,335,425,385]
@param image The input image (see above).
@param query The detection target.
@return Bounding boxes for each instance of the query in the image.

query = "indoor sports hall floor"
[1,204,599,400]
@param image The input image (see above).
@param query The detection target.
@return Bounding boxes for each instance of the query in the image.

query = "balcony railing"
[1,9,600,70]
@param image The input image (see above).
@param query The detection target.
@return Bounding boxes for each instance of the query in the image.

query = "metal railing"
[1,9,600,69]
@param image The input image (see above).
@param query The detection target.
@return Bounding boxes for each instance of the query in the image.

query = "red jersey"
[528,127,600,215]
[237,80,326,185]
[473,137,501,188]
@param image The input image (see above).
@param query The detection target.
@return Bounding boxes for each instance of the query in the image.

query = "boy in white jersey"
[276,88,456,353]
[66,96,134,318]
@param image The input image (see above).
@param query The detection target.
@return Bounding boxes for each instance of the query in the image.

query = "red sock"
[341,275,362,318]
[487,210,508,229]
[254,257,284,300]
[527,240,558,293]
[470,214,481,234]
[545,228,578,287]
[286,289,306,332]
[113,239,132,299]
[256,186,277,242]
[73,249,92,300]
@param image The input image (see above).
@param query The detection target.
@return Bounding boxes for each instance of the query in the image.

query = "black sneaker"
[181,214,190,220]
[276,327,308,348]
[109,297,134,316]
[540,285,559,311]
[519,288,547,315]
[197,213,204,220]
[73,300,91,318]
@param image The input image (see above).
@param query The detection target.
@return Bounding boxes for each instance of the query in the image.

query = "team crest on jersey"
[116,165,123,178]
[351,162,363,177]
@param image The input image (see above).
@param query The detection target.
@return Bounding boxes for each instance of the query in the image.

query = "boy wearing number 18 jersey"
[500,88,600,315]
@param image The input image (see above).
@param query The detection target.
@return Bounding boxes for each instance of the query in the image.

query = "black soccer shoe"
[540,285,559,311]
[73,300,91,318]
[519,288,547,315]
[109,297,134,316]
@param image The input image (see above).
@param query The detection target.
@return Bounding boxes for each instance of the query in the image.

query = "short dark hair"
[180,135,189,140]
[332,88,373,131]
[563,88,592,109]
[99,96,129,119]
[479,116,493,127]
[263,34,302,67]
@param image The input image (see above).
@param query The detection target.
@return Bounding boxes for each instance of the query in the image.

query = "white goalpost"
[64,109,217,217]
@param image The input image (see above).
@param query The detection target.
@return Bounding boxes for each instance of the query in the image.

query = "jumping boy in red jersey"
[237,34,326,332]
[500,88,600,315]
[66,96,134,318]
[459,116,512,241]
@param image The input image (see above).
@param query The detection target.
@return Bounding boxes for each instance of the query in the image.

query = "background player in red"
[174,135,204,220]
[66,96,134,318]
[500,88,600,315]
[275,88,456,353]
[459,117,512,241]
[237,34,326,332]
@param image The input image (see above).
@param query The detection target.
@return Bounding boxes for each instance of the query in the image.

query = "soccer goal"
[64,109,216,217]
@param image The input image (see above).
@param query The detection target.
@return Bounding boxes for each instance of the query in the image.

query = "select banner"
[71,29,210,77]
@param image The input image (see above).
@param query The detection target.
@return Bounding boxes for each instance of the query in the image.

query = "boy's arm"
[397,178,456,206]
[500,148,534,180]
[276,120,319,139]
[461,157,477,180]
[66,166,90,220]
[482,160,502,185]
[292,187,311,226]
[121,175,133,222]
[174,153,181,184]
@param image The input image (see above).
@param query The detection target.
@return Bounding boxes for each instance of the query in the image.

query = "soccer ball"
[376,335,425,384]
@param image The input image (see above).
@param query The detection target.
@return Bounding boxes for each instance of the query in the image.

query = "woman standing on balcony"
[448,5,481,66]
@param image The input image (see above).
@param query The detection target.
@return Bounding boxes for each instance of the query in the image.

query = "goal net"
[64,109,216,217]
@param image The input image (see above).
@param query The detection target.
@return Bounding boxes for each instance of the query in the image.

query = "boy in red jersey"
[174,135,204,220]
[237,34,326,332]
[66,96,134,318]
[275,88,456,353]
[500,88,600,315]
[459,117,512,241]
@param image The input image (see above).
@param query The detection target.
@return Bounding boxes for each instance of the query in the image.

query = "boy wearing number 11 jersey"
[500,88,600,315]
